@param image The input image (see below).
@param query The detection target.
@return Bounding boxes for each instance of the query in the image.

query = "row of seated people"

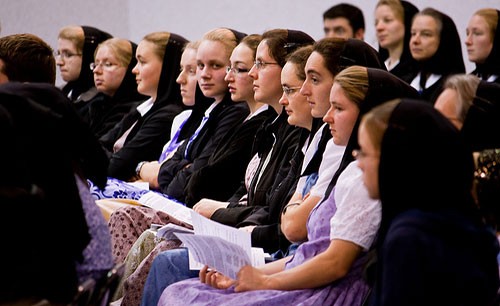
[0,2,499,305]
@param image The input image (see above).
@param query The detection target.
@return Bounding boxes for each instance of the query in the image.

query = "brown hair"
[0,33,56,84]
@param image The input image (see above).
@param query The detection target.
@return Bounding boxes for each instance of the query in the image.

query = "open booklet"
[138,192,268,279]
[175,211,267,279]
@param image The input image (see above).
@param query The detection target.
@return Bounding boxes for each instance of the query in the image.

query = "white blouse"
[330,161,382,251]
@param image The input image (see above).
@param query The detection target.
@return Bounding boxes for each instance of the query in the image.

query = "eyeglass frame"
[282,86,302,97]
[90,61,120,71]
[253,60,279,70]
[54,50,82,60]
[226,66,250,75]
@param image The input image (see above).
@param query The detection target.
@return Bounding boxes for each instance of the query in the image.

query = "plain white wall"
[1,0,499,86]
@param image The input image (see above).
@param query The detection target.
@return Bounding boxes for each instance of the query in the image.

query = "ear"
[354,29,365,40]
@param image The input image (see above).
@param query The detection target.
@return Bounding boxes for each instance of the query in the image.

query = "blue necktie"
[184,115,209,159]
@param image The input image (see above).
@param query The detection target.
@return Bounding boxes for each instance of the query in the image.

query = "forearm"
[139,161,161,189]
[258,256,290,275]
[280,195,321,243]
[262,239,361,290]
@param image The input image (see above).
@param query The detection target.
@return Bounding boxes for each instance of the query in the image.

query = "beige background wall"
[1,0,498,86]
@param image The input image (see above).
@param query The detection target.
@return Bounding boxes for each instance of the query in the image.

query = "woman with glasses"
[79,38,146,139]
[158,66,419,306]
[282,38,386,246]
[184,34,276,207]
[358,98,499,305]
[137,28,314,306]
[105,27,248,262]
[56,25,112,110]
[110,33,276,306]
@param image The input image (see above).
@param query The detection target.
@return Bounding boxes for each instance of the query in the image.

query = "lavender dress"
[158,163,380,306]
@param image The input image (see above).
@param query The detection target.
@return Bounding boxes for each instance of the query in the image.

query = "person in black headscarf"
[375,0,419,83]
[56,25,112,109]
[461,81,500,152]
[81,38,146,139]
[156,27,250,202]
[157,65,418,306]
[358,98,500,306]
[99,31,189,181]
[408,7,465,104]
[466,8,500,83]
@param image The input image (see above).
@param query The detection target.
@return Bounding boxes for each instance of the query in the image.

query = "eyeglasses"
[352,149,379,160]
[226,66,249,75]
[54,50,82,60]
[90,61,119,71]
[282,86,302,97]
[253,60,279,70]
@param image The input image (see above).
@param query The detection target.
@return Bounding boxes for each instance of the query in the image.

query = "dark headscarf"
[378,100,479,239]
[111,40,146,103]
[318,39,388,198]
[262,29,315,68]
[472,10,500,80]
[155,33,189,109]
[62,26,112,101]
[225,28,247,43]
[461,81,500,151]
[415,8,465,77]
[339,39,387,73]
[329,67,420,189]
[84,40,146,138]
[378,0,419,82]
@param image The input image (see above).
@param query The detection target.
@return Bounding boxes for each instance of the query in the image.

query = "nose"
[248,65,258,80]
[279,92,288,106]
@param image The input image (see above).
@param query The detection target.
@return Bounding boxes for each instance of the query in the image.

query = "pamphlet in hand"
[174,210,267,279]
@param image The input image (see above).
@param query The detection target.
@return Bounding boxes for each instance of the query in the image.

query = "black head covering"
[378,1,419,81]
[415,8,465,76]
[472,10,500,80]
[328,67,420,190]
[225,28,248,43]
[111,40,147,103]
[154,33,189,109]
[340,38,387,73]
[62,26,113,101]
[378,99,479,240]
[285,29,316,53]
[461,81,500,151]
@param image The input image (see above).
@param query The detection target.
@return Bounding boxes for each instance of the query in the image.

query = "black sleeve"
[106,105,180,181]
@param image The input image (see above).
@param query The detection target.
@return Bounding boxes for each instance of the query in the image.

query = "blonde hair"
[142,32,171,61]
[95,38,133,67]
[474,8,498,42]
[376,0,404,22]
[201,28,239,60]
[183,40,200,52]
[333,65,369,109]
[58,25,84,53]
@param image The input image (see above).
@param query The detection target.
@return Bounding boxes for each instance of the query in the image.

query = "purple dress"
[158,186,371,306]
